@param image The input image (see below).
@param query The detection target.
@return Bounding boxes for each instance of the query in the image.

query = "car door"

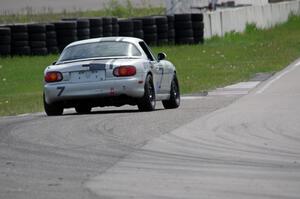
[139,42,164,94]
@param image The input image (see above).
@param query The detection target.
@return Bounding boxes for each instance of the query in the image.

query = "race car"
[43,37,180,116]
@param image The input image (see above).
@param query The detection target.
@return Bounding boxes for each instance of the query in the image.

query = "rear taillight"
[113,66,136,77]
[45,71,63,82]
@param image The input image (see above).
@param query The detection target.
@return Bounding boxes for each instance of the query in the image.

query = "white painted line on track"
[256,61,300,95]
[181,96,205,100]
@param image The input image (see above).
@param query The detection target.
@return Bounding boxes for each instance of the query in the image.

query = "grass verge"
[1,16,300,116]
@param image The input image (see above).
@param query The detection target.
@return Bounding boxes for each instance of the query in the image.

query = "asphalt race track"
[1,59,300,199]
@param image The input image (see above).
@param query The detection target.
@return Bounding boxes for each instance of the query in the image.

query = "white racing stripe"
[256,61,300,95]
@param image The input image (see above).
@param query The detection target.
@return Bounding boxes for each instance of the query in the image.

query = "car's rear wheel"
[138,74,156,111]
[43,94,64,116]
[75,105,92,114]
[162,75,180,109]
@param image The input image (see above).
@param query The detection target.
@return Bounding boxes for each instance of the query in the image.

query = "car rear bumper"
[44,78,144,104]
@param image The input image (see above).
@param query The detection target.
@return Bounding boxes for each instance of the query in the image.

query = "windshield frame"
[57,41,142,64]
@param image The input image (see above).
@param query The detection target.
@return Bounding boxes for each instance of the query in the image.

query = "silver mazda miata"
[43,37,180,116]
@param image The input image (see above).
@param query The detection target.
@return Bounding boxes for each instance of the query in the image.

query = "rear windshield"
[58,41,142,62]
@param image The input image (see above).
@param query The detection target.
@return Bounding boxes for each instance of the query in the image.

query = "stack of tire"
[9,24,30,55]
[118,19,134,37]
[167,15,175,44]
[76,19,90,41]
[133,20,143,39]
[141,17,157,45]
[88,18,103,38]
[0,27,11,56]
[54,21,77,52]
[192,14,204,44]
[154,16,169,46]
[103,17,113,37]
[174,14,194,44]
[112,17,119,36]
[28,24,47,55]
[45,24,59,54]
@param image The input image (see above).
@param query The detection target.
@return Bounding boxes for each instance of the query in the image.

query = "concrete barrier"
[201,0,300,38]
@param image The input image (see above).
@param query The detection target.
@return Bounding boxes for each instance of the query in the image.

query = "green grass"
[0,0,164,24]
[1,16,300,116]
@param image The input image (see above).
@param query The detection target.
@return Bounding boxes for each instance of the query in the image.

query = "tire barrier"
[140,17,158,46]
[46,23,59,54]
[167,15,175,45]
[112,17,119,36]
[0,27,11,56]
[133,20,144,39]
[118,19,134,37]
[54,21,77,52]
[9,24,31,55]
[28,23,47,55]
[175,14,194,45]
[88,17,103,38]
[0,13,204,56]
[192,14,204,44]
[154,16,169,46]
[103,17,113,37]
[76,19,90,40]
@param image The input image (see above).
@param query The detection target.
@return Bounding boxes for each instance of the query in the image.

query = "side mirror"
[52,61,57,65]
[157,52,167,61]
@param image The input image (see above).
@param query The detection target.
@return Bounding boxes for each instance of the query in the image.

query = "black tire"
[103,17,112,25]
[30,41,46,48]
[46,31,57,39]
[56,29,77,37]
[90,27,103,35]
[78,36,90,40]
[138,75,156,111]
[157,39,169,45]
[168,29,175,38]
[157,25,168,33]
[0,45,11,55]
[77,29,90,36]
[119,31,134,37]
[191,13,204,22]
[118,20,134,32]
[12,41,29,47]
[9,25,28,33]
[44,94,63,116]
[29,33,46,41]
[144,33,157,41]
[45,24,55,31]
[175,14,191,21]
[77,19,90,28]
[31,47,48,55]
[134,30,144,38]
[27,24,46,33]
[175,21,193,29]
[0,27,11,35]
[162,75,180,109]
[54,21,77,30]
[192,22,204,30]
[103,32,113,37]
[133,20,143,30]
[143,25,157,33]
[112,24,119,36]
[12,33,28,40]
[88,18,103,27]
[112,17,118,24]
[46,39,58,46]
[141,17,156,26]
[154,16,168,24]
[168,23,174,29]
[47,47,59,54]
[167,15,175,22]
[75,105,92,114]
[176,37,194,44]
[157,32,168,39]
[103,25,113,33]
[12,46,31,55]
[175,29,193,37]
[0,36,11,44]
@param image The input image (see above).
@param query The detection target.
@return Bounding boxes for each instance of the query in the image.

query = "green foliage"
[0,0,164,24]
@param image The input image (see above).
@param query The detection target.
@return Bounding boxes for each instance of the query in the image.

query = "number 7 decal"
[57,86,65,96]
